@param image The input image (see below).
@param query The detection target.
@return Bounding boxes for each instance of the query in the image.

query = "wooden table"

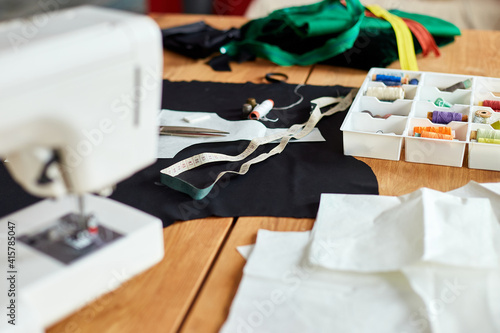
[48,14,500,333]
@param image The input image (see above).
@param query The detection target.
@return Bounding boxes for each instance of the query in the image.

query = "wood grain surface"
[48,14,500,333]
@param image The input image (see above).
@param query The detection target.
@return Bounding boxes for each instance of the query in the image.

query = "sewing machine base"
[0,195,164,331]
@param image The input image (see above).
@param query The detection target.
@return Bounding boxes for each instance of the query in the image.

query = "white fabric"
[221,182,500,333]
[157,110,325,158]
[221,230,428,333]
[309,188,500,271]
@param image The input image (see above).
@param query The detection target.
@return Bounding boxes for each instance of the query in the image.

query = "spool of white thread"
[365,86,405,101]
[249,99,274,120]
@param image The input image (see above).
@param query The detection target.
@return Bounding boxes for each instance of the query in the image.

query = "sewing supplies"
[159,126,229,137]
[242,103,253,117]
[246,97,257,108]
[413,126,454,140]
[427,111,467,124]
[366,5,419,71]
[440,78,472,92]
[342,68,500,170]
[362,110,392,119]
[161,89,358,200]
[479,100,500,111]
[372,74,409,84]
[470,128,500,144]
[472,110,492,124]
[182,114,210,124]
[409,78,419,85]
[434,97,452,108]
[365,86,405,101]
[264,72,289,83]
[249,99,274,120]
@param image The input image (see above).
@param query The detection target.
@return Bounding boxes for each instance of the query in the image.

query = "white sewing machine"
[0,6,164,332]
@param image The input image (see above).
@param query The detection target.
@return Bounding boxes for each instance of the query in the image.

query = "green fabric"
[390,10,461,36]
[221,0,461,67]
[222,0,365,66]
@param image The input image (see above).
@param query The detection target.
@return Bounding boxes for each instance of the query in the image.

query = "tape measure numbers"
[160,89,358,200]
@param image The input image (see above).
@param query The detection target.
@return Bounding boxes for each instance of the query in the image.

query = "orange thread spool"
[414,126,452,136]
[420,130,453,140]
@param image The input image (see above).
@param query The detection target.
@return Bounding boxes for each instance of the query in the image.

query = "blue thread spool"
[372,74,408,84]
[409,78,419,85]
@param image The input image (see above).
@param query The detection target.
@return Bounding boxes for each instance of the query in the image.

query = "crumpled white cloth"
[222,182,500,333]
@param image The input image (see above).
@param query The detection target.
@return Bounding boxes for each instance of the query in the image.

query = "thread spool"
[479,100,500,111]
[420,130,454,140]
[473,109,492,124]
[441,79,472,92]
[409,78,419,85]
[246,98,257,109]
[242,103,253,117]
[427,111,467,124]
[491,120,500,130]
[249,99,274,120]
[471,128,500,144]
[372,74,409,84]
[365,86,405,101]
[414,126,453,137]
[434,97,452,108]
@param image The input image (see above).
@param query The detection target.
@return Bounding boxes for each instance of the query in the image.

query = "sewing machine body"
[0,6,164,331]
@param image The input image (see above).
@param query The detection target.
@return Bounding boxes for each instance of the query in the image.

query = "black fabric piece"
[161,21,240,59]
[206,54,232,72]
[321,30,455,70]
[111,81,378,226]
[0,81,379,228]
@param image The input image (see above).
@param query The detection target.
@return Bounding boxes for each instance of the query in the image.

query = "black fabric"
[161,21,240,59]
[0,80,379,227]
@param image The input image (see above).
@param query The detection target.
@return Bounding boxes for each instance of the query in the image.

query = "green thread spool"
[475,128,500,144]
[434,97,452,108]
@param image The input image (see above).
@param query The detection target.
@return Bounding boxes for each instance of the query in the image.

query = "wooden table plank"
[308,30,500,195]
[151,14,312,84]
[48,217,233,333]
[180,217,314,333]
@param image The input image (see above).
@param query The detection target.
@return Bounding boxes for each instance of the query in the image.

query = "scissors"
[159,126,229,138]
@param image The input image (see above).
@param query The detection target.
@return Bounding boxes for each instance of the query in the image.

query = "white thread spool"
[249,99,274,120]
[365,86,405,101]
[473,109,492,124]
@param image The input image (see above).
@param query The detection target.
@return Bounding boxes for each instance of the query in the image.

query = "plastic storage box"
[341,68,500,171]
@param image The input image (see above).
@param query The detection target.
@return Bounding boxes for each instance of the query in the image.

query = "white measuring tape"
[160,89,358,200]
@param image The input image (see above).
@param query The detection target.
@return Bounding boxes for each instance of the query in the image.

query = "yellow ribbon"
[366,5,419,71]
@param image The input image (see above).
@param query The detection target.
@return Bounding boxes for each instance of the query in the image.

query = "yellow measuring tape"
[366,5,419,71]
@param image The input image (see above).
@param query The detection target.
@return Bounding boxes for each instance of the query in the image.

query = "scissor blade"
[159,126,229,137]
